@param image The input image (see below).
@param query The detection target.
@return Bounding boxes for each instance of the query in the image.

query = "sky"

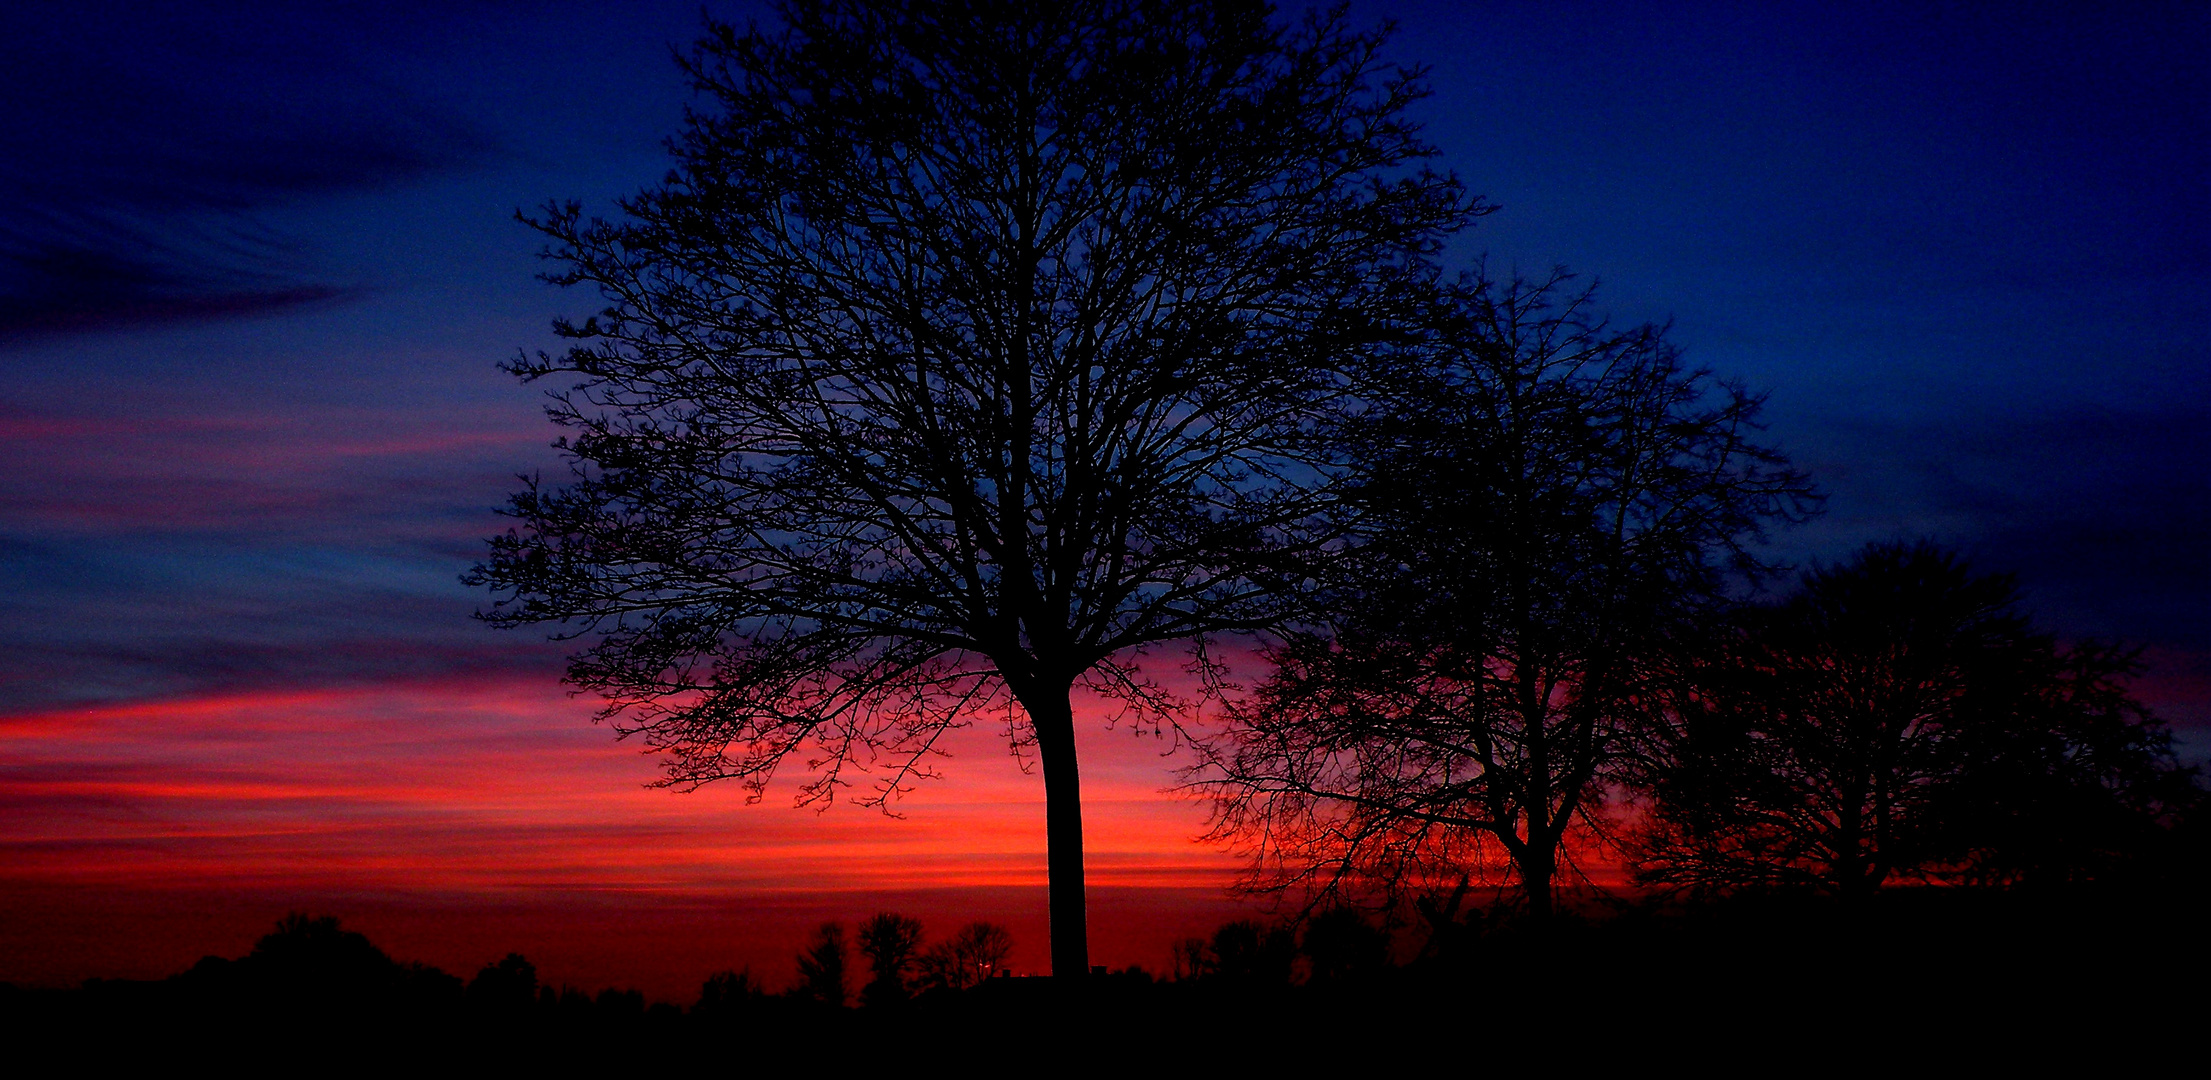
[3,1,2205,999]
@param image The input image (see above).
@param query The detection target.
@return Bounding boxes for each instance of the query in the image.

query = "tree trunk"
[1520,844,1556,922]
[1026,686,1090,978]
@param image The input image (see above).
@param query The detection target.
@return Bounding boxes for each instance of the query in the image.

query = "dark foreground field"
[5,886,2201,1070]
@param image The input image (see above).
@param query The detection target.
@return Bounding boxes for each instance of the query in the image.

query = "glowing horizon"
[0,676,1247,894]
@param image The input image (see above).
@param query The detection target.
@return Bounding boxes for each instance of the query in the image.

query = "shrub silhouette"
[694,969,766,1020]
[468,953,538,1014]
[1301,909,1391,983]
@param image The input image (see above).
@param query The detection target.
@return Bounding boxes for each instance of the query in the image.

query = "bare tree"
[916,921,1015,990]
[468,0,1478,978]
[1194,272,1818,918]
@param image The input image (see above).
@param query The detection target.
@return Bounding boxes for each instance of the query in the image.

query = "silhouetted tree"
[550,984,596,1020]
[1410,878,1482,961]
[164,913,466,1021]
[1299,907,1390,982]
[1169,936,1211,982]
[469,0,1482,979]
[1636,542,2194,895]
[794,921,849,1006]
[1198,919,1297,985]
[1196,272,1817,918]
[1947,641,2201,886]
[594,987,646,1019]
[1169,917,1297,984]
[916,921,1015,991]
[246,913,407,1004]
[468,952,539,1015]
[856,912,925,1006]
[695,968,767,1022]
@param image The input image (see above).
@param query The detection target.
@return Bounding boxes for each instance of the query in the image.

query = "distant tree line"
[778,912,1019,1008]
[9,886,2202,1062]
[1631,543,2196,898]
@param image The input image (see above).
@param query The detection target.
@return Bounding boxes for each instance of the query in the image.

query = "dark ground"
[4,884,2201,1071]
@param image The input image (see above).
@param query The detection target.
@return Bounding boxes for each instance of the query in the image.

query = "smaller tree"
[916,921,1015,991]
[1636,541,2193,896]
[1195,271,1817,917]
[793,921,849,1006]
[856,912,925,1006]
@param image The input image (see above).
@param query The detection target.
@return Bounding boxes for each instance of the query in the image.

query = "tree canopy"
[470,0,1482,976]
[1196,272,1819,916]
[1635,541,2194,896]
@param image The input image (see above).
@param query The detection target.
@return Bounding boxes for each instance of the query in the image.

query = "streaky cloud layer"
[0,676,1243,989]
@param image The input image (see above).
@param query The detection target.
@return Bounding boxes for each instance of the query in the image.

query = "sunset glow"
[0,677,1248,993]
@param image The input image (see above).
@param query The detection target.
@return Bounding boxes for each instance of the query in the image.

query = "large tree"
[469,0,1478,976]
[1195,272,1817,918]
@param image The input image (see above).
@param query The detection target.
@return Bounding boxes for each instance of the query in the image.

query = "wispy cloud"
[0,397,557,710]
[0,2,496,342]
[0,679,1234,895]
